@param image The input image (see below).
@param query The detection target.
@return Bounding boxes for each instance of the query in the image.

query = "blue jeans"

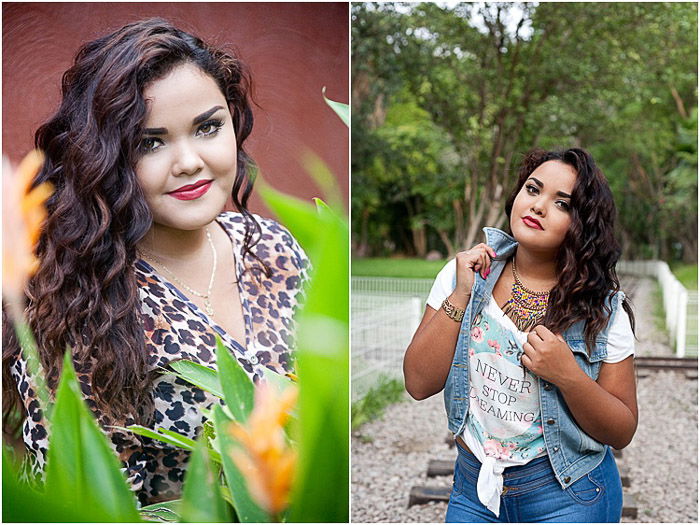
[446,442,622,523]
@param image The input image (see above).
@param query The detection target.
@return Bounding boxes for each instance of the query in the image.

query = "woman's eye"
[525,184,538,195]
[139,137,162,153]
[556,200,571,210]
[197,119,223,137]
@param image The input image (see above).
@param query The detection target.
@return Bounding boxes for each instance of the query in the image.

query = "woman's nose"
[531,198,545,216]
[171,140,204,177]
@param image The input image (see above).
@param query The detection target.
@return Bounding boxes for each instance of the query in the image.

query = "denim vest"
[443,227,624,489]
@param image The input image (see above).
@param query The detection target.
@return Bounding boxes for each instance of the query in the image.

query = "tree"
[352,2,698,261]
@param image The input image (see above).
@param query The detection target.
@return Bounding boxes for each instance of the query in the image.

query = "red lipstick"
[168,180,213,201]
[522,216,543,230]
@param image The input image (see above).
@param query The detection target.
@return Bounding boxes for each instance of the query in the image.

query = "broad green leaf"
[121,425,195,452]
[255,183,321,263]
[260,189,349,522]
[167,360,224,398]
[215,336,254,421]
[140,500,181,522]
[122,424,223,465]
[213,404,270,523]
[156,426,198,449]
[43,351,141,522]
[179,436,231,522]
[261,365,296,394]
[322,86,349,126]
[302,151,344,211]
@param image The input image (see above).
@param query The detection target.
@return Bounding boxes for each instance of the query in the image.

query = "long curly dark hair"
[505,148,636,351]
[3,18,269,432]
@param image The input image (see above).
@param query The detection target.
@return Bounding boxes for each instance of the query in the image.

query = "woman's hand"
[521,325,582,387]
[453,244,497,304]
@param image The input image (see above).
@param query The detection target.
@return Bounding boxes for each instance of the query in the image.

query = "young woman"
[404,148,637,523]
[2,19,309,505]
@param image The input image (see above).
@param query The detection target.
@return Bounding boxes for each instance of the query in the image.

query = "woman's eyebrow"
[527,177,571,198]
[143,106,225,135]
[193,105,225,125]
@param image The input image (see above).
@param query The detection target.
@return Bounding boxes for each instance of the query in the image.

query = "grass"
[351,257,448,279]
[670,263,698,291]
[351,375,406,430]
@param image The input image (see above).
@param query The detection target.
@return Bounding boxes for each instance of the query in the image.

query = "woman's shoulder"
[217,211,296,243]
[217,211,309,270]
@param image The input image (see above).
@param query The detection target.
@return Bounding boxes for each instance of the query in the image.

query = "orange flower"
[2,150,52,317]
[227,382,298,517]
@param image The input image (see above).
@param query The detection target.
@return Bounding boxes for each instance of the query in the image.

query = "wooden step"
[618,464,630,488]
[408,485,451,507]
[622,493,638,519]
[427,459,455,477]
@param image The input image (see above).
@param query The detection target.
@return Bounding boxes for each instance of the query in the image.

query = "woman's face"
[135,62,236,232]
[509,160,577,252]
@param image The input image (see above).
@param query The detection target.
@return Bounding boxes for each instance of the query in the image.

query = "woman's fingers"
[460,243,497,279]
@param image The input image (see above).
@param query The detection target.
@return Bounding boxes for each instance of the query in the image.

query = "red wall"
[2,2,349,215]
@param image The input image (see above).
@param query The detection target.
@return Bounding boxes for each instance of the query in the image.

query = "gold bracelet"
[441,297,465,322]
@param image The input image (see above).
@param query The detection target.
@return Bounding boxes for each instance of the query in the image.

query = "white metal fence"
[351,278,433,400]
[617,260,697,357]
[351,261,697,399]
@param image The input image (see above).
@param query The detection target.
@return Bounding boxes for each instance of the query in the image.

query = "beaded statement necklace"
[500,259,550,332]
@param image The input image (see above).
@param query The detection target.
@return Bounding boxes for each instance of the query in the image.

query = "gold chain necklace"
[141,228,218,317]
[500,258,550,332]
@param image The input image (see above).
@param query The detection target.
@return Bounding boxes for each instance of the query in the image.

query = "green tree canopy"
[352,2,698,262]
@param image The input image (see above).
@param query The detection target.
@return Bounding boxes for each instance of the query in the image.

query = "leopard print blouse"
[9,211,310,506]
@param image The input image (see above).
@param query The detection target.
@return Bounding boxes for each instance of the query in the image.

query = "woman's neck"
[138,221,213,263]
[513,248,558,289]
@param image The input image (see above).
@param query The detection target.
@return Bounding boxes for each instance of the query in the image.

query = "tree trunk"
[437,229,456,258]
[412,223,427,258]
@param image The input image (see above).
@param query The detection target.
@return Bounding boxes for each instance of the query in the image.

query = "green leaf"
[260,365,296,395]
[121,425,195,451]
[322,86,349,126]
[213,405,270,522]
[139,500,181,522]
[167,360,224,398]
[259,189,349,522]
[179,436,232,522]
[255,183,321,265]
[43,351,141,522]
[215,336,254,421]
[13,320,52,420]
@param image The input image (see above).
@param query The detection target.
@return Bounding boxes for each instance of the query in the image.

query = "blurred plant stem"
[2,150,54,418]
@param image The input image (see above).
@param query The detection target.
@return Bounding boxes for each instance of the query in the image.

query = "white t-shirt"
[428,259,635,516]
[426,259,636,364]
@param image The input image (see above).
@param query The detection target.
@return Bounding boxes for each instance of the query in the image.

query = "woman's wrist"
[448,290,470,309]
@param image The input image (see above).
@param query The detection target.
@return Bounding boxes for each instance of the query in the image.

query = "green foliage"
[257,187,349,523]
[168,359,225,398]
[43,352,142,521]
[351,376,406,430]
[212,405,270,523]
[215,337,254,422]
[352,2,698,261]
[352,256,449,278]
[4,352,142,523]
[179,437,231,522]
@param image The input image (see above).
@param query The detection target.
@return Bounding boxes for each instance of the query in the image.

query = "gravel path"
[351,277,698,523]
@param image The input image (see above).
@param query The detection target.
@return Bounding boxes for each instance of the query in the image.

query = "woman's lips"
[522,216,543,230]
[168,180,213,201]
